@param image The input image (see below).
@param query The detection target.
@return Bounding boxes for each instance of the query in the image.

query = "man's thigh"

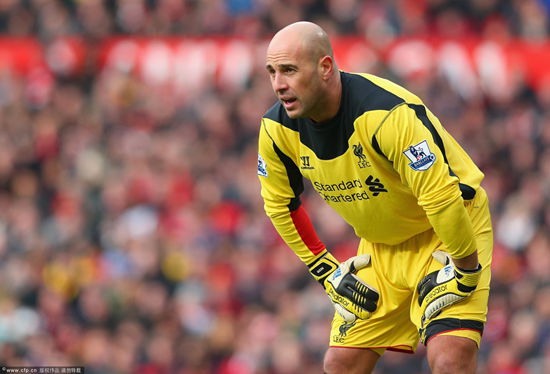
[328,304,419,354]
[412,189,493,346]
[328,188,493,354]
[328,242,422,353]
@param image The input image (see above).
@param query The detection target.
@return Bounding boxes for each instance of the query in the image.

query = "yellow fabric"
[435,329,482,347]
[329,188,492,351]
[258,121,324,264]
[258,72,484,267]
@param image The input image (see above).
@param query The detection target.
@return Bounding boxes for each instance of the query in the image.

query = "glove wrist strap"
[455,263,482,273]
[307,251,339,286]
[455,263,482,292]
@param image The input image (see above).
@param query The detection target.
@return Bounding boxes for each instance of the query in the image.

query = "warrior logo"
[300,156,314,169]
[403,140,436,171]
[352,143,370,168]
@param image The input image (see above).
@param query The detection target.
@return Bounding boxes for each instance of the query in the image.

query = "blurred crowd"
[0,0,548,40]
[0,0,549,373]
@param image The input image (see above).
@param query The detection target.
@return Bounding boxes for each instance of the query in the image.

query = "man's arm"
[453,251,479,270]
[258,119,324,264]
[373,103,479,261]
[373,104,482,320]
[258,119,379,321]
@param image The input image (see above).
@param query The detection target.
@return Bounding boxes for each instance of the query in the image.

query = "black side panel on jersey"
[407,104,476,200]
[272,142,304,211]
[264,72,404,160]
[407,104,449,163]
[371,134,384,157]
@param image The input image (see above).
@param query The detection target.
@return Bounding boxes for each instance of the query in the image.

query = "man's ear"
[319,55,334,80]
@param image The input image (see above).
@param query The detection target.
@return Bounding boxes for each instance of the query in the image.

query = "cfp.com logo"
[2,368,85,373]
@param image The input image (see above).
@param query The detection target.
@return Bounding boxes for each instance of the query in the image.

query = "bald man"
[257,22,493,374]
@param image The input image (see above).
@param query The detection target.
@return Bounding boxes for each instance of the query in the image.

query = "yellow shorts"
[329,188,493,355]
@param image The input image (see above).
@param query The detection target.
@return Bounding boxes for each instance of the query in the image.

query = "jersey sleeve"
[373,103,476,259]
[258,119,327,264]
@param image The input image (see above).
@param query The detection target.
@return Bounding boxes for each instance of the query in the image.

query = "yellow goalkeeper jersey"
[258,72,484,265]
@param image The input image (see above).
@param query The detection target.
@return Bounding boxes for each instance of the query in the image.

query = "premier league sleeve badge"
[403,140,436,171]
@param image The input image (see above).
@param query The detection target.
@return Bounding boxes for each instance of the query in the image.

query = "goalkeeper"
[257,21,493,374]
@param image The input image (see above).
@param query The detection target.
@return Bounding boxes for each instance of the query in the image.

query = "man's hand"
[417,250,482,322]
[308,252,379,322]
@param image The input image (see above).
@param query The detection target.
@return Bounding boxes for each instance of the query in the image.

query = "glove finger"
[355,297,378,312]
[432,250,451,265]
[332,276,379,310]
[350,275,379,298]
[334,303,357,322]
[423,293,463,321]
[355,309,372,320]
[335,302,372,321]
[348,254,371,273]
[344,277,379,310]
[354,291,379,311]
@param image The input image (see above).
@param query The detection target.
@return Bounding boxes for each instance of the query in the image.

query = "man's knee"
[323,347,379,374]
[427,335,478,374]
[323,348,350,373]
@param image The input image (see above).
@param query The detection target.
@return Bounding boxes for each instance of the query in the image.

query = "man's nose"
[272,73,288,92]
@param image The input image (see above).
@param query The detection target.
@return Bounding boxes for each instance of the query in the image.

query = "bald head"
[265,21,342,122]
[268,21,334,64]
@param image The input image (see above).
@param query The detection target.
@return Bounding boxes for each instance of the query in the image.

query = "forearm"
[268,204,326,264]
[268,204,379,322]
[452,250,479,270]
[425,195,477,260]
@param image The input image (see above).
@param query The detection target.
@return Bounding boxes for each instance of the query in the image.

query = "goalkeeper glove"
[308,251,379,322]
[417,250,482,323]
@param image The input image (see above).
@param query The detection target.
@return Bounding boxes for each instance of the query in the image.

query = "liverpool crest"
[352,143,370,168]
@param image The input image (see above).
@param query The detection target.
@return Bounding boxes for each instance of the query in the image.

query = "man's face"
[265,45,322,119]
